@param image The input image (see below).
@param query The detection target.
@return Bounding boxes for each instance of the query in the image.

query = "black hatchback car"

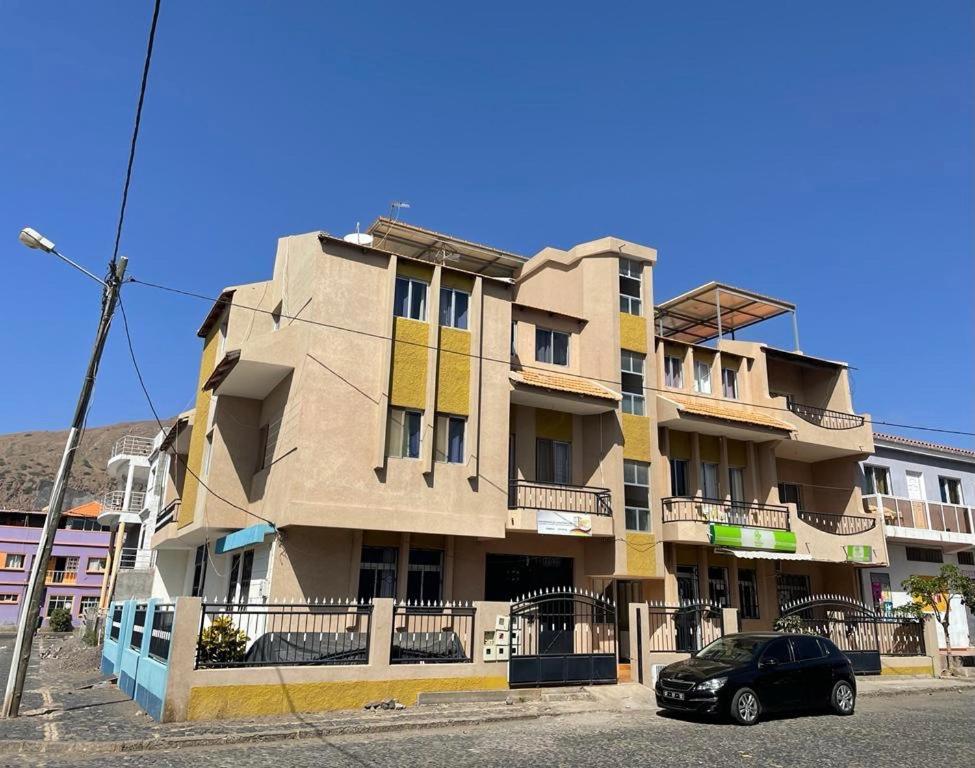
[655,632,856,725]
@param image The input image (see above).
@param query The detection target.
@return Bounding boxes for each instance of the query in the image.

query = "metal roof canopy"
[367,217,526,278]
[654,281,799,348]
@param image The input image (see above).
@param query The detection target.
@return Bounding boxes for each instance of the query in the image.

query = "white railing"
[863,493,974,536]
[111,435,154,460]
[102,490,147,513]
[118,547,156,570]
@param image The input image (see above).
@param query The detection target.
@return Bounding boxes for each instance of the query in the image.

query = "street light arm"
[49,247,108,287]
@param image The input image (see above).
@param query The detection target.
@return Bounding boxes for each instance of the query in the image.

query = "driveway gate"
[508,588,617,687]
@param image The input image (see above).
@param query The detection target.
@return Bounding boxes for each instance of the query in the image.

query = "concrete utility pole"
[2,228,128,718]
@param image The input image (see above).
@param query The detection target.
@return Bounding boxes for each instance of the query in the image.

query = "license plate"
[663,690,685,700]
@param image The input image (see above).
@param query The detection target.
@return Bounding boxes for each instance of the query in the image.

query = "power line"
[127,276,975,439]
[116,292,274,527]
[110,0,162,268]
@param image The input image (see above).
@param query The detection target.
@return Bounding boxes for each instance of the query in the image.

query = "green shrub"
[772,614,818,634]
[197,616,248,665]
[48,607,74,632]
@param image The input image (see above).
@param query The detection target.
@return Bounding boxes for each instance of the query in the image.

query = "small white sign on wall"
[537,510,593,537]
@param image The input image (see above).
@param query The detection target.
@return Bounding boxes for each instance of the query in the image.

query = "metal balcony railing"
[508,480,613,517]
[102,489,146,513]
[786,401,865,430]
[863,494,974,535]
[118,547,156,570]
[110,435,154,460]
[661,497,790,530]
[796,509,877,536]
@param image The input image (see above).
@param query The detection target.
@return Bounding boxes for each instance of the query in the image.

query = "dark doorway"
[484,554,574,601]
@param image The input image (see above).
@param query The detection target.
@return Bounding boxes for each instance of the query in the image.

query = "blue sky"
[1,1,971,446]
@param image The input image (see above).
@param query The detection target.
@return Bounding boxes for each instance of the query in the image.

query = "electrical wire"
[127,276,975,439]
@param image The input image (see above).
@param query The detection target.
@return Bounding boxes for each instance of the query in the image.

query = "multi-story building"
[859,433,975,652]
[0,502,109,628]
[151,219,885,635]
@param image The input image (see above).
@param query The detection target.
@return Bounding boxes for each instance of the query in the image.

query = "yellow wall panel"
[437,327,471,415]
[625,532,656,577]
[619,313,648,354]
[536,409,573,442]
[669,430,691,459]
[396,261,434,282]
[178,328,221,528]
[622,413,651,461]
[700,435,720,463]
[727,439,746,467]
[441,270,475,292]
[390,317,428,409]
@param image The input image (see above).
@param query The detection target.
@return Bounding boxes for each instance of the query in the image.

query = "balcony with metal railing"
[45,569,78,585]
[786,401,865,431]
[662,497,791,531]
[507,480,614,536]
[98,489,146,527]
[118,547,156,570]
[111,435,154,459]
[863,493,975,548]
[796,509,877,536]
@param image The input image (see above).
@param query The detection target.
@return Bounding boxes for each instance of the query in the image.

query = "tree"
[898,564,975,672]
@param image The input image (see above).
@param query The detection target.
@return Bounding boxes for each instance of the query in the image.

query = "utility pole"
[2,229,128,718]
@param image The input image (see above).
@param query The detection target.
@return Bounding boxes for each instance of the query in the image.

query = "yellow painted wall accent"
[536,409,573,442]
[700,435,720,463]
[390,317,428,409]
[619,313,648,354]
[178,328,220,528]
[397,261,434,282]
[626,532,656,577]
[880,661,933,677]
[727,439,746,467]
[186,676,509,720]
[437,327,471,415]
[669,430,691,459]
[441,270,474,292]
[622,413,651,461]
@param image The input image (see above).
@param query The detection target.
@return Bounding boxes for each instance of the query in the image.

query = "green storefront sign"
[710,524,797,553]
[845,544,872,563]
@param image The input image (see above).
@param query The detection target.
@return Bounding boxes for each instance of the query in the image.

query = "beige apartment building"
[151,219,886,634]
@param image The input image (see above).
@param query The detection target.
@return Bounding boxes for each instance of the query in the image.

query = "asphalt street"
[8,689,973,768]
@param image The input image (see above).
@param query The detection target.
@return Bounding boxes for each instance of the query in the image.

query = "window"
[708,566,730,607]
[535,328,569,366]
[670,459,689,497]
[2,553,25,570]
[0,594,18,604]
[439,287,469,330]
[358,546,398,600]
[664,356,683,388]
[510,321,517,355]
[621,350,646,415]
[693,361,711,394]
[791,635,826,661]
[536,438,571,484]
[257,418,281,471]
[47,595,73,616]
[738,569,760,619]
[864,465,891,495]
[190,544,208,598]
[624,460,650,532]
[957,551,974,566]
[226,549,255,604]
[778,482,804,511]
[202,430,214,477]
[721,368,738,399]
[79,596,99,615]
[407,549,443,602]
[776,573,811,608]
[435,414,465,464]
[701,462,719,499]
[394,276,428,321]
[729,468,745,504]
[906,546,943,564]
[64,556,79,574]
[761,638,793,665]
[387,407,422,459]
[619,258,642,315]
[86,557,107,574]
[940,477,963,505]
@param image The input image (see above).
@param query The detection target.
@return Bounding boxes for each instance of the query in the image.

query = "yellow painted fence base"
[186,676,509,720]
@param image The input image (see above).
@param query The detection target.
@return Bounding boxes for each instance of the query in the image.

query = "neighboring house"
[149,218,883,639]
[0,502,110,628]
[860,434,975,652]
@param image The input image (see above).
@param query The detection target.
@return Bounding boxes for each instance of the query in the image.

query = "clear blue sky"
[1,1,971,447]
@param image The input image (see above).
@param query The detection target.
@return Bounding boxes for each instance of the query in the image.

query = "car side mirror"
[760,657,778,668]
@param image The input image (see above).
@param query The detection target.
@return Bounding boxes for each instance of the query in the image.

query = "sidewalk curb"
[858,682,975,698]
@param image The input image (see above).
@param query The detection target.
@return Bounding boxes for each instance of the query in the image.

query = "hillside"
[0,419,163,510]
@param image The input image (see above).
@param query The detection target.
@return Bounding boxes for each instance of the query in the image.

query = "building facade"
[859,434,975,652]
[151,219,885,636]
[0,503,110,628]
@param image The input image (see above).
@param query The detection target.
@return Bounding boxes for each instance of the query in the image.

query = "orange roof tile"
[64,500,103,519]
[510,369,620,401]
[662,393,793,432]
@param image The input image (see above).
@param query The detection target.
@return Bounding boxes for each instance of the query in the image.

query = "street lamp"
[2,230,128,719]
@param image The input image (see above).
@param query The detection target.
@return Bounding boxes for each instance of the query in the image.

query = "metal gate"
[508,588,617,687]
[778,594,924,675]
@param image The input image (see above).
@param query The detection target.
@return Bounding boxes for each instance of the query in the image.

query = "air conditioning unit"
[650,664,667,688]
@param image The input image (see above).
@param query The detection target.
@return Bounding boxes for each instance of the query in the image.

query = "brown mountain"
[0,420,162,510]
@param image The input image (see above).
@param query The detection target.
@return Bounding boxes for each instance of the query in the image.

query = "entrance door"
[676,566,700,650]
[484,554,574,602]
[906,471,927,527]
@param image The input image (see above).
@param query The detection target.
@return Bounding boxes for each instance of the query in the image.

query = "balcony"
[118,547,156,570]
[45,570,78,585]
[506,480,614,537]
[796,509,877,536]
[787,401,865,431]
[98,489,146,527]
[662,497,790,530]
[864,494,975,551]
[111,435,154,459]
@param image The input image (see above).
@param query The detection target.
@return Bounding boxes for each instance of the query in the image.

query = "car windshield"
[696,636,765,664]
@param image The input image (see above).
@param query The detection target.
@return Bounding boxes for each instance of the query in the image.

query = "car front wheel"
[830,680,855,715]
[730,687,761,725]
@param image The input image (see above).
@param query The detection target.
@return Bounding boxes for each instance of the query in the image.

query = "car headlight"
[695,677,727,692]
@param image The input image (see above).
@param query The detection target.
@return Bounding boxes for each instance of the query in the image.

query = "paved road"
[11,690,974,768]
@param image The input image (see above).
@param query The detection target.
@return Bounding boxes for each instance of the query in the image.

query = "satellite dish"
[343,232,374,246]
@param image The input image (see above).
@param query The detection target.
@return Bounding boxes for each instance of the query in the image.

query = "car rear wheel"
[830,680,855,715]
[730,687,761,725]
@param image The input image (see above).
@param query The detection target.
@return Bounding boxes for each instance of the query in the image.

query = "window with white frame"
[0,594,17,604]
[387,407,422,459]
[694,361,712,394]
[939,477,963,505]
[47,595,73,616]
[664,356,683,388]
[624,460,650,531]
[434,414,465,464]
[621,350,646,415]
[2,553,25,570]
[439,287,469,330]
[79,596,99,615]
[407,549,443,602]
[864,465,891,495]
[535,327,569,366]
[393,276,428,321]
[721,368,738,399]
[86,557,107,573]
[358,546,397,600]
[619,258,642,315]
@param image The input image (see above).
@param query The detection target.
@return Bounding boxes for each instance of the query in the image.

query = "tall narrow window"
[439,287,469,330]
[394,277,428,321]
[664,356,683,388]
[435,414,466,463]
[624,460,650,531]
[190,545,207,597]
[693,361,711,394]
[226,549,254,605]
[708,566,730,607]
[670,459,689,496]
[939,477,963,505]
[864,465,891,496]
[621,350,646,415]
[202,430,214,477]
[729,467,745,504]
[721,368,738,399]
[407,549,444,602]
[701,462,720,499]
[536,438,571,484]
[619,258,642,315]
[738,569,760,619]
[358,546,398,600]
[387,407,422,459]
[535,328,569,365]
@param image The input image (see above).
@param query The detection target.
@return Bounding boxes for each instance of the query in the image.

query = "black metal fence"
[508,480,613,517]
[645,602,725,652]
[391,603,476,664]
[796,509,876,535]
[148,604,175,663]
[130,604,147,651]
[661,497,790,530]
[196,601,373,669]
[109,604,123,642]
[787,401,865,430]
[785,615,924,657]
